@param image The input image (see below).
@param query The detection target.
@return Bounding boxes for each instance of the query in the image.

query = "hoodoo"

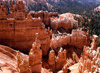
[0,0,99,73]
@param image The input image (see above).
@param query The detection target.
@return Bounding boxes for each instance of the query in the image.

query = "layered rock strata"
[51,29,88,50]
[29,33,42,73]
[30,11,58,26]
[0,1,52,56]
[30,11,78,30]
[50,13,78,30]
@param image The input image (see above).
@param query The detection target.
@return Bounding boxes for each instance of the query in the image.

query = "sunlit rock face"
[0,45,29,73]
[51,29,88,50]
[30,10,58,26]
[55,48,67,71]
[48,50,56,72]
[29,35,42,73]
[0,1,52,56]
[0,1,77,56]
[17,51,31,73]
[30,10,78,30]
[0,44,52,73]
[78,35,100,73]
[0,1,99,73]
[50,13,78,30]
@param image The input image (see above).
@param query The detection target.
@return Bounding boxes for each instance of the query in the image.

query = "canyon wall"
[30,11,58,26]
[30,11,78,30]
[0,2,52,56]
[51,29,88,50]
[50,13,78,30]
[0,1,77,56]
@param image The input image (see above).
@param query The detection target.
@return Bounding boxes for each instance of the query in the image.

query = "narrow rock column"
[56,47,67,71]
[63,49,67,65]
[48,50,56,72]
[91,35,98,50]
[29,33,42,73]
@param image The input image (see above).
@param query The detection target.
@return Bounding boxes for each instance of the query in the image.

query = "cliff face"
[0,1,99,73]
[51,29,88,50]
[0,1,78,56]
[0,2,53,56]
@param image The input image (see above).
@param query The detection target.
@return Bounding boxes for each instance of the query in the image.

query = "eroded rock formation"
[10,1,29,18]
[62,64,69,73]
[17,51,31,73]
[29,33,42,73]
[78,35,100,73]
[0,45,28,73]
[51,29,88,50]
[56,48,67,71]
[0,1,99,73]
[48,50,55,72]
[0,1,78,56]
[0,4,8,20]
[30,10,58,26]
[45,47,67,72]
[0,44,53,73]
[30,10,78,30]
[0,1,52,56]
[50,13,78,30]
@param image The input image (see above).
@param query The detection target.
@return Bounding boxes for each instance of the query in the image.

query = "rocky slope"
[1,0,98,14]
[76,0,100,3]
[0,45,28,73]
[0,0,56,12]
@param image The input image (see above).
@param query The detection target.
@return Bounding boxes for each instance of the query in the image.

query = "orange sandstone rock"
[0,2,52,56]
[0,45,28,73]
[91,35,98,50]
[48,50,56,72]
[62,64,69,73]
[78,35,100,73]
[30,11,58,26]
[17,51,31,73]
[51,29,88,50]
[50,13,78,30]
[29,34,42,73]
[56,47,67,71]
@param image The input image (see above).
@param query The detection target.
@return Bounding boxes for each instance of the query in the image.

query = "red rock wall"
[51,30,87,50]
[30,11,58,26]
[0,2,52,56]
[0,18,51,56]
[50,17,73,30]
